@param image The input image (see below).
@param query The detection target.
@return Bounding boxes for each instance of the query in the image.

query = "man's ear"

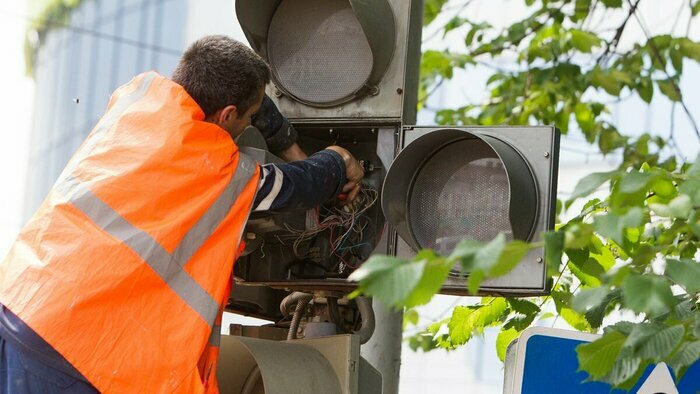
[208,105,239,127]
[218,105,239,124]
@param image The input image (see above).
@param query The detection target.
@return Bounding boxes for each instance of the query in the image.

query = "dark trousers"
[0,336,98,393]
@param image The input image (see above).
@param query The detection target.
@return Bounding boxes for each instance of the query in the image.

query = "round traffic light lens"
[408,138,513,255]
[268,0,373,106]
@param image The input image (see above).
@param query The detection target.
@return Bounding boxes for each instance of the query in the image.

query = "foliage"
[24,0,86,76]
[351,0,700,388]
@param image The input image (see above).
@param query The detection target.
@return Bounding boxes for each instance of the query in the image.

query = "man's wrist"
[324,146,352,165]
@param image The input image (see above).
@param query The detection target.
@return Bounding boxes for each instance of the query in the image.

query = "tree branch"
[597,0,642,66]
[628,0,700,141]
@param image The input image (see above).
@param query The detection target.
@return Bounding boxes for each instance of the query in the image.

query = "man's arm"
[251,146,364,213]
[252,95,307,161]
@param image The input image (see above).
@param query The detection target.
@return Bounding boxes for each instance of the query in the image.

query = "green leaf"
[619,171,653,194]
[622,274,676,316]
[637,77,653,103]
[635,325,684,360]
[407,333,439,352]
[690,210,700,238]
[572,286,610,313]
[602,0,622,6]
[693,1,700,16]
[665,259,700,293]
[680,178,700,205]
[570,171,618,200]
[657,79,681,102]
[403,308,419,329]
[497,328,520,362]
[545,231,565,276]
[652,177,677,199]
[585,289,622,328]
[561,307,592,331]
[604,353,643,387]
[423,0,449,25]
[570,29,601,53]
[450,239,482,271]
[474,233,507,272]
[679,37,700,61]
[348,255,425,307]
[590,67,622,95]
[651,194,692,218]
[573,0,592,22]
[448,299,508,345]
[489,240,531,276]
[576,331,627,379]
[507,298,541,315]
[593,207,644,245]
[404,252,454,308]
[671,47,684,72]
[574,102,596,134]
[467,269,485,294]
[669,340,700,378]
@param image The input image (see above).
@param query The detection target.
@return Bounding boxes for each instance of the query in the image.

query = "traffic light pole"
[361,299,403,394]
[359,3,423,392]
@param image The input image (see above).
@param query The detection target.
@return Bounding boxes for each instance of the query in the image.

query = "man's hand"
[325,146,365,203]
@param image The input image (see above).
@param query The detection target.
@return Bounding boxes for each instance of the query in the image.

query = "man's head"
[172,35,270,137]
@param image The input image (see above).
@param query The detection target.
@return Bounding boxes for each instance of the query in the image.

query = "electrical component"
[275,185,380,278]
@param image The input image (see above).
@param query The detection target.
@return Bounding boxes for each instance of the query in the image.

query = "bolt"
[536,257,543,263]
[369,86,380,96]
[396,88,403,95]
[544,151,550,158]
[329,128,334,135]
[73,98,80,104]
[274,88,282,98]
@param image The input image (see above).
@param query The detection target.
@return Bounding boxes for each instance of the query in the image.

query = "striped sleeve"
[251,149,346,213]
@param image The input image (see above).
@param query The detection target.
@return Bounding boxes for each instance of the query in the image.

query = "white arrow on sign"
[637,362,678,394]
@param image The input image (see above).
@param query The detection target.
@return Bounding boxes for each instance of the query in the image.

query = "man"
[0,35,364,393]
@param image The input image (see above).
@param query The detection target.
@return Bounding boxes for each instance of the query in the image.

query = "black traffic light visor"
[382,128,539,254]
[236,0,396,107]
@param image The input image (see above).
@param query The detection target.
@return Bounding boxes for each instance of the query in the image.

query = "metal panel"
[393,126,560,295]
[217,335,363,393]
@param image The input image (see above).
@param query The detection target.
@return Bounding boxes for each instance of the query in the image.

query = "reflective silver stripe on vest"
[209,325,222,347]
[56,72,157,186]
[172,154,257,269]
[52,72,259,327]
[55,177,221,325]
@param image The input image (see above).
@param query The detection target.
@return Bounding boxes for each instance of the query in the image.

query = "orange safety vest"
[0,72,260,393]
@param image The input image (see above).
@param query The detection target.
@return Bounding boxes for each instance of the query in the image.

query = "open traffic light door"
[384,126,560,296]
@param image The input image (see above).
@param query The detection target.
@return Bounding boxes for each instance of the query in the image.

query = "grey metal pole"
[360,299,403,394]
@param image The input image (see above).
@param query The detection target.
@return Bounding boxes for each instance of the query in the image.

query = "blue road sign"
[506,327,700,394]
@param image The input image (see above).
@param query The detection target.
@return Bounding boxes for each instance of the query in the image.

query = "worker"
[0,35,364,393]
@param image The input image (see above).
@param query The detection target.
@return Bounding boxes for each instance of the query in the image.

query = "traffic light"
[236,0,396,107]
[385,126,559,295]
[230,0,560,318]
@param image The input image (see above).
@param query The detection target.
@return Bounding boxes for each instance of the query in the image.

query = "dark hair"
[172,35,270,117]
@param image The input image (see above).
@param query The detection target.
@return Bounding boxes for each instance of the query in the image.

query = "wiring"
[278,185,380,277]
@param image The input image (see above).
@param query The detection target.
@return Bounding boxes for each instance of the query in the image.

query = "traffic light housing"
[229,0,560,318]
[386,126,559,295]
[236,0,397,107]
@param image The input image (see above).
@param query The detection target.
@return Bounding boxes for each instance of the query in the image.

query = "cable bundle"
[279,185,380,276]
